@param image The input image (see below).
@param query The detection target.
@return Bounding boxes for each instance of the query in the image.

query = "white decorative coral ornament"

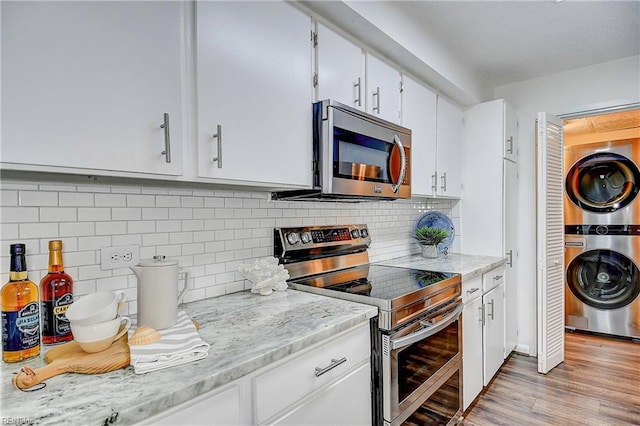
[238,257,290,296]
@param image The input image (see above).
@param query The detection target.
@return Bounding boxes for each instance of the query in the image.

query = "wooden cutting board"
[12,334,130,391]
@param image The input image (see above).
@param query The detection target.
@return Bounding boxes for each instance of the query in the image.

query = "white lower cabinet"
[462,266,506,410]
[139,382,243,425]
[137,322,371,425]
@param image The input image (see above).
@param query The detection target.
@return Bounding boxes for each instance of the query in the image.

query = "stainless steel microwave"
[272,100,411,201]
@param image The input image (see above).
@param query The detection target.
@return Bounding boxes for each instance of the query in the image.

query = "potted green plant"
[414,226,449,258]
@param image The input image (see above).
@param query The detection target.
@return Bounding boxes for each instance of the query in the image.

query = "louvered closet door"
[536,112,565,374]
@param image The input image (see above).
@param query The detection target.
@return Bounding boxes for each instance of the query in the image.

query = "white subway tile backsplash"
[2,207,39,223]
[1,190,18,206]
[39,207,77,222]
[59,192,94,207]
[142,208,169,221]
[78,207,111,221]
[95,193,127,207]
[112,208,142,221]
[0,176,460,309]
[96,221,127,236]
[19,222,58,239]
[126,194,155,207]
[127,221,155,234]
[19,191,58,206]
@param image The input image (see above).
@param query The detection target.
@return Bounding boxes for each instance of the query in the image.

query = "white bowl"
[71,315,131,353]
[65,291,126,325]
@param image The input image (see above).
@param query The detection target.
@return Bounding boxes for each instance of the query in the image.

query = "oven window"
[397,320,459,402]
[403,370,460,426]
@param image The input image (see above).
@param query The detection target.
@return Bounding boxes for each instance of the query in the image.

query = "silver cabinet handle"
[440,172,447,192]
[507,136,514,154]
[390,134,406,193]
[493,275,503,281]
[354,77,362,107]
[432,172,438,192]
[372,87,380,113]
[467,287,480,294]
[315,357,347,377]
[212,125,222,168]
[507,250,513,267]
[160,113,171,163]
[487,299,495,320]
[479,304,485,327]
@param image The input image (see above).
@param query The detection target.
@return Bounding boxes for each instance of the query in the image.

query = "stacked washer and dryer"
[564,138,640,339]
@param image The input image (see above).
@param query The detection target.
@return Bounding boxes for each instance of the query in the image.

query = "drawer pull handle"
[467,287,480,294]
[315,357,347,377]
[493,275,503,281]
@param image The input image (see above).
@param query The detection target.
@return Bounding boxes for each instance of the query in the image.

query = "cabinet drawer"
[254,322,370,424]
[462,275,483,304]
[482,265,505,292]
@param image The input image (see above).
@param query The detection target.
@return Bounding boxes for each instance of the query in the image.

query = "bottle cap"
[49,240,63,250]
[10,244,25,255]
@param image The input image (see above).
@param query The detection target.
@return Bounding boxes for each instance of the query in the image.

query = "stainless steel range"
[274,224,463,426]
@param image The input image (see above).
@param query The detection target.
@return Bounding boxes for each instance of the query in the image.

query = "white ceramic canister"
[130,256,188,330]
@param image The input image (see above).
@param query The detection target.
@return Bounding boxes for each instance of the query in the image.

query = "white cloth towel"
[129,311,210,374]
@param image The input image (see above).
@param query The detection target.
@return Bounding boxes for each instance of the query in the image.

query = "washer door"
[565,153,640,213]
[566,249,640,310]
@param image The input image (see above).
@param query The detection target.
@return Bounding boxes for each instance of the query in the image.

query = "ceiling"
[404,1,640,88]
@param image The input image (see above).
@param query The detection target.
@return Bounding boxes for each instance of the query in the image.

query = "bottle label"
[2,302,40,352]
[42,293,73,337]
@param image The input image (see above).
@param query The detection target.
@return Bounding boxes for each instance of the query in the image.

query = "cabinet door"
[436,96,462,198]
[271,362,371,426]
[504,159,518,357]
[462,296,484,411]
[1,1,184,177]
[483,283,505,386]
[365,53,401,123]
[316,23,364,110]
[196,1,312,186]
[401,74,437,197]
[504,102,518,162]
[140,382,242,425]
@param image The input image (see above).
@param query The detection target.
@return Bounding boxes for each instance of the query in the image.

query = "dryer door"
[565,152,640,214]
[566,249,640,310]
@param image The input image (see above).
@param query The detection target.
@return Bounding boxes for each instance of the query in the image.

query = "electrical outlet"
[100,245,140,270]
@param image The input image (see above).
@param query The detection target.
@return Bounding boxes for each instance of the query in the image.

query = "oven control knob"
[300,232,312,244]
[286,232,300,245]
[360,228,369,238]
[350,229,360,239]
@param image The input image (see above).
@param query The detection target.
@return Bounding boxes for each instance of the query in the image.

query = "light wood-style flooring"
[462,331,640,426]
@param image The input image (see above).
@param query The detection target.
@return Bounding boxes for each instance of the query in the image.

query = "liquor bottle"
[40,240,74,344]
[1,244,40,362]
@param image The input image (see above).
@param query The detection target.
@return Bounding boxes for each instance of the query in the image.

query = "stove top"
[275,224,462,330]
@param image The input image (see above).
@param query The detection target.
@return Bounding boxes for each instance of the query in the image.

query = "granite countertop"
[0,290,377,425]
[376,253,507,280]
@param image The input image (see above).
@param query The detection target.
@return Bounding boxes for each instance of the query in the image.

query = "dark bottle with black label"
[40,240,74,344]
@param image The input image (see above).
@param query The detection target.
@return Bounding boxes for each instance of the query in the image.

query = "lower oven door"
[382,301,462,425]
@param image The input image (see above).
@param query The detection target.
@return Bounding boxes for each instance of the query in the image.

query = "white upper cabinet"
[1,1,184,177]
[401,75,437,197]
[196,1,312,187]
[365,53,401,124]
[315,22,365,110]
[435,96,463,198]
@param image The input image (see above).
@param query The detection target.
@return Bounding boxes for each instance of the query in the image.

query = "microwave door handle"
[390,134,406,193]
[389,303,462,350]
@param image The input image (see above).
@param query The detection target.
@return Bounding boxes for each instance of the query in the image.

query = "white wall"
[0,173,460,316]
[494,55,640,355]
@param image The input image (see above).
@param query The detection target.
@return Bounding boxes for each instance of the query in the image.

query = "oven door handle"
[389,303,463,350]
